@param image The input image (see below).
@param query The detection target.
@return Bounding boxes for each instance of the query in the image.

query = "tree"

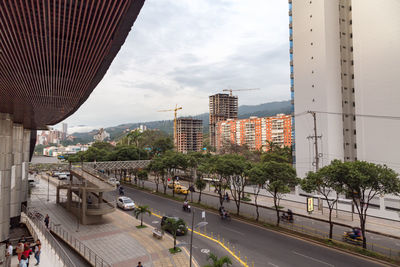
[262,161,298,226]
[301,165,343,239]
[147,157,165,193]
[161,217,186,250]
[204,253,232,267]
[333,160,400,248]
[223,155,250,215]
[195,178,206,203]
[207,155,230,208]
[126,129,142,147]
[137,169,148,188]
[247,163,267,221]
[133,205,151,227]
[162,151,188,197]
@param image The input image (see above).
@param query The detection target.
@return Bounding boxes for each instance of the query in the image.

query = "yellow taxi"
[174,185,189,195]
[168,181,180,189]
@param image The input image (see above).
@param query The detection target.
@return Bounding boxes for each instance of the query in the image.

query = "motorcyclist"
[183,200,189,210]
[287,209,293,220]
[350,227,361,239]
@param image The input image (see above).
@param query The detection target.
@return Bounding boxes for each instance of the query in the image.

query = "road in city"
[127,178,400,259]
[119,185,387,267]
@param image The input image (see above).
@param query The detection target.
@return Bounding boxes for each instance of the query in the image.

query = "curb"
[127,183,400,266]
[199,191,400,240]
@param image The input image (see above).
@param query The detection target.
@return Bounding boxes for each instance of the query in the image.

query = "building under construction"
[209,94,238,148]
[176,118,203,153]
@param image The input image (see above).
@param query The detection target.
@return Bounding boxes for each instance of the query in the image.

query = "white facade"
[292,0,400,177]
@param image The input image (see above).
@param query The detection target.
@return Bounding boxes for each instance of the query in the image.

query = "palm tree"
[133,205,151,227]
[161,217,186,250]
[204,253,232,267]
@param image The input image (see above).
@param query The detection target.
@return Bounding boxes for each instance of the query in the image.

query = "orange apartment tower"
[216,114,292,151]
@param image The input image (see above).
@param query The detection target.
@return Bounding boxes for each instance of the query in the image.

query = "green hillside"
[71,100,291,143]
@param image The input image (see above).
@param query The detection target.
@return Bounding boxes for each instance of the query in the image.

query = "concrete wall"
[10,124,23,226]
[293,0,344,177]
[0,114,13,241]
[352,0,400,174]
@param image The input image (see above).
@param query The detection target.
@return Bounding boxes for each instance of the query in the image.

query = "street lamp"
[189,211,208,267]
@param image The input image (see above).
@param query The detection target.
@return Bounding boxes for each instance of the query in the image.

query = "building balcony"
[289,22,292,29]
[290,60,293,66]
[290,86,294,92]
[289,35,293,41]
[290,47,293,54]
[289,10,292,16]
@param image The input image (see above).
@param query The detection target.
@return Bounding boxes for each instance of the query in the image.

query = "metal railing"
[50,220,111,267]
[81,164,113,185]
[22,206,77,267]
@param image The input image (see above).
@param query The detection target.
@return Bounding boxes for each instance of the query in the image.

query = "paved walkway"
[30,176,196,267]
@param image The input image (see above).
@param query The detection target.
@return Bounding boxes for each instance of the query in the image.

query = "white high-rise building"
[291,0,400,179]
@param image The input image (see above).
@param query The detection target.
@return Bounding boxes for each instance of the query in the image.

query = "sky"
[60,0,290,134]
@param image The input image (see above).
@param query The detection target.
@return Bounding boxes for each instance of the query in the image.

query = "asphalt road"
[118,185,386,267]
[130,178,400,259]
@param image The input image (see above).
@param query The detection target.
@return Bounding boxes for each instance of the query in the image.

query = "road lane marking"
[152,221,159,224]
[201,249,210,254]
[292,251,334,267]
[221,226,245,236]
[268,262,279,267]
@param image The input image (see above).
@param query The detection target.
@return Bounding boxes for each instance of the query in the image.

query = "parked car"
[161,216,188,236]
[174,185,189,195]
[108,178,120,186]
[117,196,135,210]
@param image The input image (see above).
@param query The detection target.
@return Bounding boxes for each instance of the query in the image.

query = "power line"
[308,110,400,121]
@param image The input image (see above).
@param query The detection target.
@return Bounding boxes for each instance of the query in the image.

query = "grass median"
[122,181,400,266]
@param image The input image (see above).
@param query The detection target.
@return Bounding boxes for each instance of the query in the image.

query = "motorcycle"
[219,210,231,221]
[119,187,124,196]
[280,212,294,223]
[182,204,191,212]
[343,229,363,245]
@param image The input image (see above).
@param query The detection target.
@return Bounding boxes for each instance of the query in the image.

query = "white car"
[108,178,120,186]
[117,196,135,210]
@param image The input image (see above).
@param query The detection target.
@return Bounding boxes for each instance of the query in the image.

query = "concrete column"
[81,189,87,225]
[98,192,103,205]
[10,124,23,227]
[379,197,385,211]
[21,129,31,207]
[0,113,13,242]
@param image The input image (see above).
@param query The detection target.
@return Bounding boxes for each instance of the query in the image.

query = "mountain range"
[72,100,291,143]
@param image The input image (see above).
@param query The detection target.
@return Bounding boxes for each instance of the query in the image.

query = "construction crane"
[222,88,260,96]
[158,104,182,149]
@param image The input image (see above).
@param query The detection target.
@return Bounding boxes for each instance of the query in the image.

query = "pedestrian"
[16,239,24,261]
[137,261,143,267]
[19,255,28,267]
[33,239,41,265]
[44,214,49,229]
[22,244,32,267]
[5,242,13,266]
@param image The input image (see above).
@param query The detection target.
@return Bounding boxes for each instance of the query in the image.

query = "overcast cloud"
[59,0,290,133]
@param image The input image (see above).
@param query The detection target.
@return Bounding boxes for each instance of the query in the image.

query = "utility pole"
[307,111,321,171]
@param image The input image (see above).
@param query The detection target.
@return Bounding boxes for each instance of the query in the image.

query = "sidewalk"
[31,176,196,267]
[156,178,400,239]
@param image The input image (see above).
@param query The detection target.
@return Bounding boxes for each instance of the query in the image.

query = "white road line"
[221,226,245,236]
[268,262,279,267]
[292,251,335,267]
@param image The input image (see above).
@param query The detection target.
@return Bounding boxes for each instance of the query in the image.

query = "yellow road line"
[150,211,248,267]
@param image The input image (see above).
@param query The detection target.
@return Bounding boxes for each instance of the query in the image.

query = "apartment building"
[291,0,400,178]
[209,94,238,148]
[216,114,292,151]
[176,118,203,153]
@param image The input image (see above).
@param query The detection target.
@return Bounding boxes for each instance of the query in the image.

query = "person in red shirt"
[22,243,32,266]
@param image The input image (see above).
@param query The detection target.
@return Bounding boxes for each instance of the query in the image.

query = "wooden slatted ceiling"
[0,0,144,129]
